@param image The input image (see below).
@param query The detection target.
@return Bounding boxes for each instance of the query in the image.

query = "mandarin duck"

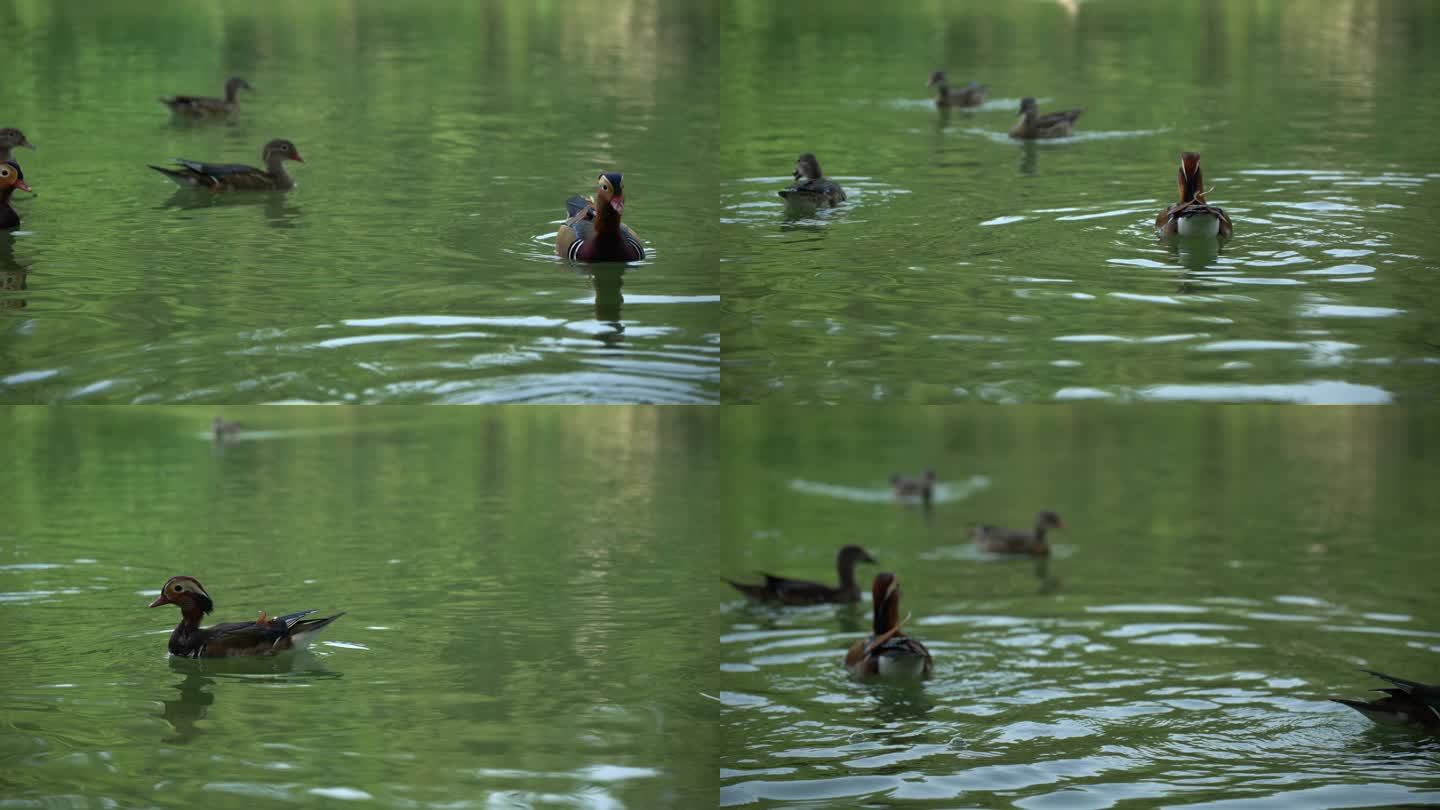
[778,153,846,207]
[1332,670,1440,733]
[149,139,304,192]
[1155,152,1233,238]
[845,573,933,680]
[212,417,241,439]
[0,128,35,163]
[556,172,645,262]
[725,544,876,606]
[1,162,33,230]
[927,70,987,108]
[1009,97,1084,139]
[973,510,1063,557]
[890,469,936,502]
[148,575,345,658]
[160,76,252,119]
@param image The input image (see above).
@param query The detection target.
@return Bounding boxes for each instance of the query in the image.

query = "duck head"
[838,544,878,568]
[0,161,31,194]
[1178,151,1204,203]
[149,575,215,619]
[262,138,304,165]
[794,153,823,181]
[870,572,902,635]
[0,128,35,152]
[596,172,625,216]
[225,76,254,100]
[927,69,948,89]
[1036,510,1064,529]
[1017,97,1039,118]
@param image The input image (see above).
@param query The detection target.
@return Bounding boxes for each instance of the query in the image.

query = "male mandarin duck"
[0,128,35,162]
[149,139,304,192]
[890,469,937,502]
[1332,670,1440,733]
[556,172,645,262]
[1,162,33,230]
[927,70,987,108]
[725,544,877,606]
[149,576,344,658]
[1009,97,1084,139]
[845,573,933,680]
[973,510,1064,557]
[160,76,253,118]
[778,153,846,207]
[1155,152,1233,239]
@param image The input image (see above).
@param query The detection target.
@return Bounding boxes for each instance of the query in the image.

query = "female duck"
[160,76,253,119]
[890,469,936,502]
[557,172,645,261]
[725,544,876,606]
[845,573,932,680]
[149,139,304,192]
[973,510,1064,557]
[1,162,33,230]
[148,575,344,658]
[1332,670,1440,733]
[1155,152,1232,238]
[0,128,35,162]
[1009,97,1084,139]
[778,153,846,207]
[927,70,987,108]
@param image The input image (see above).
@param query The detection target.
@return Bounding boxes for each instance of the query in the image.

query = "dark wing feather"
[175,159,261,177]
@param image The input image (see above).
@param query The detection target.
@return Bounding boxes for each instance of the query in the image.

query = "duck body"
[149,139,303,192]
[149,575,344,658]
[927,71,987,108]
[845,573,932,680]
[1,161,33,230]
[557,172,644,262]
[212,417,241,439]
[890,469,936,502]
[973,510,1063,557]
[1010,97,1083,139]
[1332,670,1440,733]
[725,544,875,606]
[1156,152,1232,239]
[778,153,845,207]
[0,128,36,163]
[161,77,252,119]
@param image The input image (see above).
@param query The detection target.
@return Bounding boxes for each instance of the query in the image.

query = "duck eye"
[174,585,184,592]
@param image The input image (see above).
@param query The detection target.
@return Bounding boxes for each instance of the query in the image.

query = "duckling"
[1009,97,1084,139]
[927,70,987,108]
[1155,152,1233,238]
[160,76,253,119]
[778,153,846,207]
[149,139,304,192]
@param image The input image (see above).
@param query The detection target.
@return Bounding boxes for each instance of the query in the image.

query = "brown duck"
[160,76,253,118]
[148,575,345,658]
[973,510,1063,556]
[1155,152,1232,238]
[1009,97,1084,139]
[927,70,987,108]
[844,573,932,680]
[1,162,33,231]
[778,153,846,208]
[725,544,876,605]
[1332,670,1440,733]
[212,417,241,439]
[890,469,936,502]
[0,128,35,163]
[149,139,304,192]
[556,172,645,262]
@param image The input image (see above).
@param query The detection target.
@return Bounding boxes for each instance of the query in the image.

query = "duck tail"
[288,611,345,644]
[149,164,190,185]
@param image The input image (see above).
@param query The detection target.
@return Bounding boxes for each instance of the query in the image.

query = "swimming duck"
[725,544,877,606]
[1155,152,1232,239]
[1,162,32,230]
[160,76,253,118]
[212,417,241,439]
[0,128,35,162]
[1332,670,1440,733]
[148,139,304,192]
[778,153,846,207]
[973,510,1063,556]
[890,469,936,502]
[557,173,644,262]
[845,573,932,680]
[1009,97,1083,139]
[148,575,345,658]
[927,70,987,108]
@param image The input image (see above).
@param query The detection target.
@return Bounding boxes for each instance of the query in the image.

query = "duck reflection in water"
[1,236,28,311]
[1018,139,1039,176]
[157,190,301,229]
[160,655,340,743]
